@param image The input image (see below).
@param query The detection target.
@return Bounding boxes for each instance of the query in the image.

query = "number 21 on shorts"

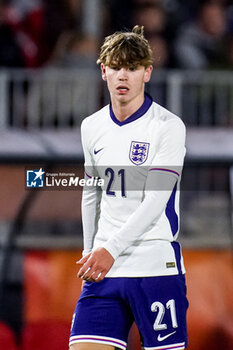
[151,299,178,331]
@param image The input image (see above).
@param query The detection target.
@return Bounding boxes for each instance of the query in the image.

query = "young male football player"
[69,25,188,350]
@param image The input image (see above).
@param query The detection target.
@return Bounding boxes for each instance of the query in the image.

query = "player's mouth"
[116,85,129,94]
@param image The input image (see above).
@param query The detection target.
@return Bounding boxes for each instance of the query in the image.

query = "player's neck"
[111,94,145,122]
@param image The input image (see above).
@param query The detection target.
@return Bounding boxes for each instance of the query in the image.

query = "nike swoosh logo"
[157,331,176,342]
[94,147,104,155]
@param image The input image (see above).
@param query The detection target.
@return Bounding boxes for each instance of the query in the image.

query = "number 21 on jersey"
[105,167,126,197]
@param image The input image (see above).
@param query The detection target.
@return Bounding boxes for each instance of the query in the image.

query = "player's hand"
[76,247,114,282]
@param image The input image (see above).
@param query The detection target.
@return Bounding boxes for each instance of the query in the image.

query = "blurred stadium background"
[0,0,232,349]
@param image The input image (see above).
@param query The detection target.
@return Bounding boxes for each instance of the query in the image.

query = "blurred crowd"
[0,0,232,70]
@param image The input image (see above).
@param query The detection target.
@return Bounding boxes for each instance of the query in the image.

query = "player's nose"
[118,68,128,80]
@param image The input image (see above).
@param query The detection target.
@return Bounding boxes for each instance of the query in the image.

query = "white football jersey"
[81,94,186,277]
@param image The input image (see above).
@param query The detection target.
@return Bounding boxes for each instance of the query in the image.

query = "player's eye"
[129,66,137,71]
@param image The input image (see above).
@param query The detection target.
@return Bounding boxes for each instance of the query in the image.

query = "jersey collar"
[109,93,153,126]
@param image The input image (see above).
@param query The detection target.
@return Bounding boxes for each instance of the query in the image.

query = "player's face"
[101,64,153,106]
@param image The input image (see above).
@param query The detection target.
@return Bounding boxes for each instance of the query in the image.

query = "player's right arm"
[80,120,101,257]
[77,120,113,283]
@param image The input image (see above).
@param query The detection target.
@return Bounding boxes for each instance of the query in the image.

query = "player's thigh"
[130,274,188,349]
[70,279,134,349]
[70,344,116,350]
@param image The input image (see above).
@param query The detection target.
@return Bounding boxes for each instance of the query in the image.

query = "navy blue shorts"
[69,275,188,350]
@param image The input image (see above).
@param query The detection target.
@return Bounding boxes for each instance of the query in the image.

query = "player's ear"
[144,65,153,83]
[101,64,107,81]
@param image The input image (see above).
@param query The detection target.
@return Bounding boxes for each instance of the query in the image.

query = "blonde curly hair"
[97,25,153,69]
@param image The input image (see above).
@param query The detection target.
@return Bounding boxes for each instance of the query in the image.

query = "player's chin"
[116,95,131,105]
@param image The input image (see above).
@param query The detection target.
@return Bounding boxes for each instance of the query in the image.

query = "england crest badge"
[129,141,150,165]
